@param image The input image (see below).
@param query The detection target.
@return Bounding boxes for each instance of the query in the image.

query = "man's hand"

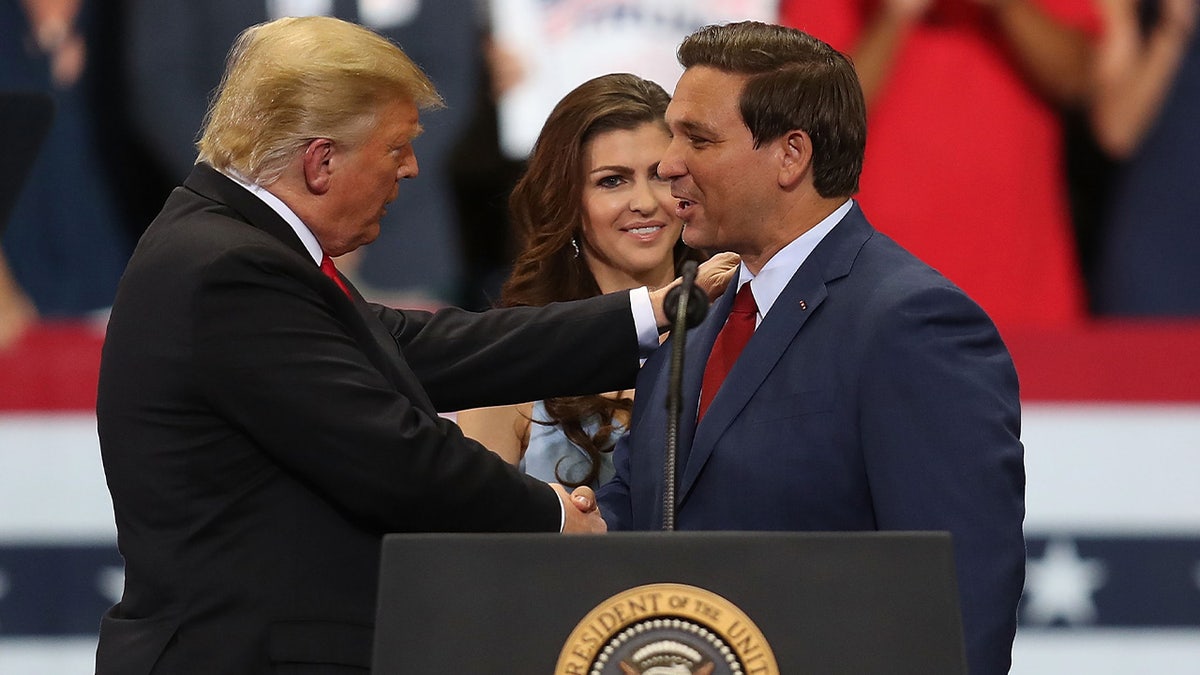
[694,252,741,302]
[648,252,741,328]
[553,484,607,534]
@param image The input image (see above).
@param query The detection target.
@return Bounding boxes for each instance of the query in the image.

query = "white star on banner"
[1023,538,1107,626]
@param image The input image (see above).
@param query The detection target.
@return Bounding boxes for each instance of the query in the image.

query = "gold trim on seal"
[555,582,779,674]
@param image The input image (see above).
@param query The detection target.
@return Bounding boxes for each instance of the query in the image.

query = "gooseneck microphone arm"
[660,260,708,531]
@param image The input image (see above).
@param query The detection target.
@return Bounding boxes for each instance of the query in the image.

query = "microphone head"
[663,261,709,329]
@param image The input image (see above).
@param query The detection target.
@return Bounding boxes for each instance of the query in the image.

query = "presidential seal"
[555,583,779,675]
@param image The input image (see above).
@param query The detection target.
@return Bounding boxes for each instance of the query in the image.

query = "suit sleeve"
[857,280,1025,675]
[190,248,562,534]
[368,295,641,412]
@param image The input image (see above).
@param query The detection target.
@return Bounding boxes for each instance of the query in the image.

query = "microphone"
[661,260,708,530]
[662,261,708,329]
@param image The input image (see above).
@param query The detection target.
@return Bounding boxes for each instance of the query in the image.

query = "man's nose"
[630,180,659,214]
[657,139,684,180]
[399,152,419,180]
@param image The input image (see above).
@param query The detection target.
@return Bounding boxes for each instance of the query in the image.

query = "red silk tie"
[320,254,352,298]
[697,283,757,422]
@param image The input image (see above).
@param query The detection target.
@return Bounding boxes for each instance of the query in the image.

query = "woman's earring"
[571,237,581,259]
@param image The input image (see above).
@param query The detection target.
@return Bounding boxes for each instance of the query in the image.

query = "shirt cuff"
[559,492,566,532]
[629,287,659,358]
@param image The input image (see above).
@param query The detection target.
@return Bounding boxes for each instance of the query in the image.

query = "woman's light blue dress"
[520,400,625,489]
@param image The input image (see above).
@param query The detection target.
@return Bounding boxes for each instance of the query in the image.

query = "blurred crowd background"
[1,0,1197,351]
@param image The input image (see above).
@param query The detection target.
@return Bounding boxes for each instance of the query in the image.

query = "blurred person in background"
[447,13,529,310]
[781,0,1099,327]
[0,0,133,321]
[1089,0,1199,315]
[0,249,36,349]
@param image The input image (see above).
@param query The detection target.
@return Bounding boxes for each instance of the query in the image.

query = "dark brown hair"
[677,21,866,197]
[503,73,704,487]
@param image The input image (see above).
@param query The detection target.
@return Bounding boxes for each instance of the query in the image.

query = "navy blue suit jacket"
[599,204,1025,675]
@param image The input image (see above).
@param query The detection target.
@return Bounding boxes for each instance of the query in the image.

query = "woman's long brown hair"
[502,73,706,487]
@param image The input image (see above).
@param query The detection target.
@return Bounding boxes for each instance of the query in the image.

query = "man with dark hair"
[599,21,1025,675]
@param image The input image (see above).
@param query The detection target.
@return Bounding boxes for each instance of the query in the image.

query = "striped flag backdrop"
[2,320,1199,673]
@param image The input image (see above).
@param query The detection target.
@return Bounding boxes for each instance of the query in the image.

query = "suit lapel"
[677,206,875,505]
[674,277,737,479]
[632,278,731,526]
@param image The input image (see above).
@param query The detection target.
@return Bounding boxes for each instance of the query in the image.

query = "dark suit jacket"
[598,204,1025,675]
[95,164,641,674]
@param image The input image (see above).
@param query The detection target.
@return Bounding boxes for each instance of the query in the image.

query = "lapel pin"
[799,300,808,311]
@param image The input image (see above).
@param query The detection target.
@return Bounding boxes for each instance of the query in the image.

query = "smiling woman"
[580,122,680,293]
[456,73,707,489]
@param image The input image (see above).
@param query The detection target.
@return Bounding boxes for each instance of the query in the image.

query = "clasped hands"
[551,484,608,534]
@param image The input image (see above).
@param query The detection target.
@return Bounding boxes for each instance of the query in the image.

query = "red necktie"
[320,254,352,298]
[697,283,757,422]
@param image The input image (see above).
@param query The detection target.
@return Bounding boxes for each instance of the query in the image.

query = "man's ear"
[778,130,813,189]
[301,138,335,195]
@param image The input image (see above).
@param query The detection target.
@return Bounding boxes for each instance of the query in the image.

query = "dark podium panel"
[373,531,966,674]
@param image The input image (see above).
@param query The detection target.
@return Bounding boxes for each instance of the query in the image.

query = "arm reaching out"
[1091,0,1197,158]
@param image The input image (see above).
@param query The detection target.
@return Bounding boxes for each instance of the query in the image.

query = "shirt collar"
[223,170,324,266]
[736,198,854,319]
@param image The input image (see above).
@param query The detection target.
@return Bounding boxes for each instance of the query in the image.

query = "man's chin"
[681,224,712,250]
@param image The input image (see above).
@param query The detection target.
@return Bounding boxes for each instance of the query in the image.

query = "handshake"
[551,484,608,534]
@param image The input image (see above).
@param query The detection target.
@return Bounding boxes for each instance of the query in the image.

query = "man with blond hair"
[95,16,732,673]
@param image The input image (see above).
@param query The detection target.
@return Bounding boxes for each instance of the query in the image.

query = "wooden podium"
[372,531,966,674]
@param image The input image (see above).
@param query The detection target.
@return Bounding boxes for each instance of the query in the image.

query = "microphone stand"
[661,261,708,531]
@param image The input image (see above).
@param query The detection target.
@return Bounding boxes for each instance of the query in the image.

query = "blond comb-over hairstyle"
[197,16,443,185]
